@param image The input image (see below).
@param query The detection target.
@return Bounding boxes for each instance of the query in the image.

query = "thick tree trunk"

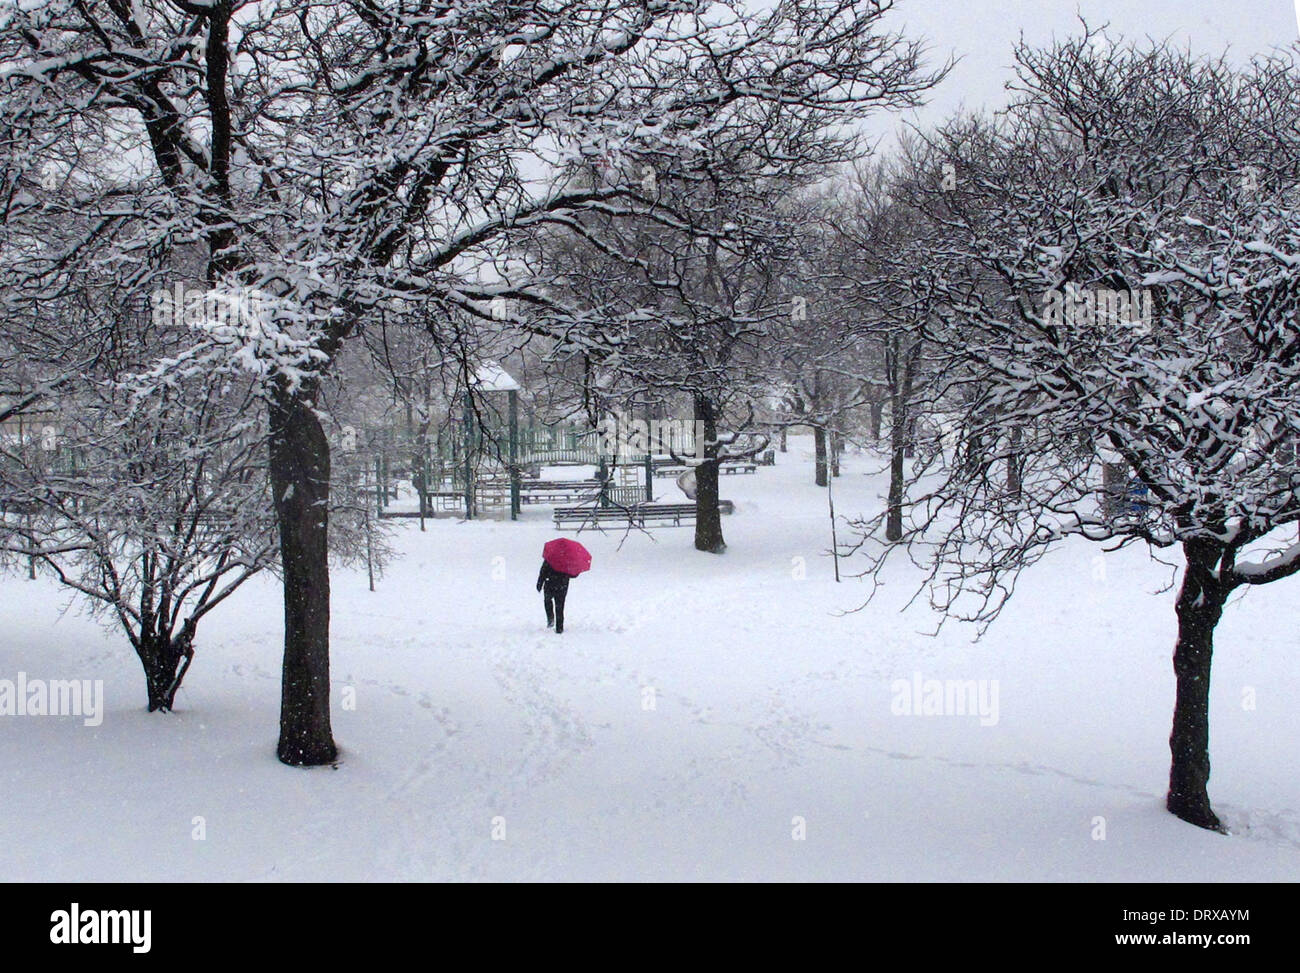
[779,426,788,452]
[1166,539,1226,831]
[693,393,725,554]
[814,424,828,487]
[269,385,338,766]
[869,400,884,442]
[138,628,193,713]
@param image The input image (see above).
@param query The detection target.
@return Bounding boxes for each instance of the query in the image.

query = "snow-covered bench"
[553,500,734,530]
[652,463,756,478]
[518,479,604,504]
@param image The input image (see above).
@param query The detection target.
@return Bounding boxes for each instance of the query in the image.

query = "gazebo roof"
[472,361,520,392]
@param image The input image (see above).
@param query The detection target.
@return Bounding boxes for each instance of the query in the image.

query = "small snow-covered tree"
[1,301,278,711]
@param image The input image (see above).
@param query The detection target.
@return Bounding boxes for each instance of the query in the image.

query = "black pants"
[543,577,569,633]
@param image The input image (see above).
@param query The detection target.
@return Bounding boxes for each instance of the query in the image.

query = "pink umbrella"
[543,537,592,577]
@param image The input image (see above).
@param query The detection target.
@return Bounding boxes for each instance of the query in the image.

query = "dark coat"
[537,561,572,592]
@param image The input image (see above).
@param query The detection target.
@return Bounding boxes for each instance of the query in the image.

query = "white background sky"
[862,0,1300,146]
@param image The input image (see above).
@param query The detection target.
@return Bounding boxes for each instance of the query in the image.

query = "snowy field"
[2,434,1298,882]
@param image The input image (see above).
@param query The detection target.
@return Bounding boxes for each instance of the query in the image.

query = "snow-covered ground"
[2,435,1298,881]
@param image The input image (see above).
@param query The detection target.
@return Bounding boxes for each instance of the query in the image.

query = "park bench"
[528,484,650,506]
[521,489,599,505]
[520,479,602,491]
[652,463,757,478]
[553,499,734,530]
[518,479,604,504]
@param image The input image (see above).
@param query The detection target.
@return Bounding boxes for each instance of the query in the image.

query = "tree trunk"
[814,424,828,487]
[693,393,725,554]
[869,400,884,442]
[138,627,193,713]
[886,393,907,541]
[1166,538,1226,831]
[886,445,905,541]
[830,429,841,477]
[1006,424,1022,500]
[269,385,338,766]
[963,429,985,479]
[779,426,788,452]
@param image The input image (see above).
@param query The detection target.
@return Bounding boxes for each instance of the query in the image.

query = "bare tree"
[1,308,278,711]
[849,33,1300,831]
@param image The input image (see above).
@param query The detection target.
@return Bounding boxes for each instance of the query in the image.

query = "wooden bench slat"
[652,464,757,477]
[553,500,734,529]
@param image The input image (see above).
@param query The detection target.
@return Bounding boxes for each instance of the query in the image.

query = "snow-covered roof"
[472,361,520,392]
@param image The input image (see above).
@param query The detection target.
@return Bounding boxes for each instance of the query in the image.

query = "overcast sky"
[862,0,1300,146]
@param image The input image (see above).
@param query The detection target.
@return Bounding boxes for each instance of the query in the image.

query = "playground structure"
[350,364,792,524]
[365,363,672,521]
[371,425,664,521]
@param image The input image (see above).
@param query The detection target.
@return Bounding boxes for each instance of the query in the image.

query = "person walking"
[538,537,592,635]
[537,560,573,634]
